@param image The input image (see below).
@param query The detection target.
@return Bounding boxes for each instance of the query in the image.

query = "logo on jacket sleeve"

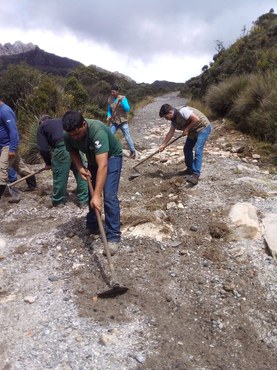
[94,140,102,149]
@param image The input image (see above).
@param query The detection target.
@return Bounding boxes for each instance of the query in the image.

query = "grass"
[187,99,213,120]
[129,96,154,121]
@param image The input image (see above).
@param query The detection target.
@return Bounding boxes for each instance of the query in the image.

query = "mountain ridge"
[0,41,36,55]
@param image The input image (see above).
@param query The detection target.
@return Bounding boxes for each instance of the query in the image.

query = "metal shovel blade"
[128,134,183,181]
[97,284,128,299]
[7,185,21,202]
[128,171,140,181]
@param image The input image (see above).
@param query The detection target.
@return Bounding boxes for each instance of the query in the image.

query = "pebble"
[169,240,182,248]
[24,296,37,303]
[179,249,188,255]
[48,275,60,282]
[223,282,235,291]
[134,353,146,364]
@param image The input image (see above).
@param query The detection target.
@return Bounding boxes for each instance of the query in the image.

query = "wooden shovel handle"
[133,134,183,170]
[8,168,45,187]
[87,177,115,274]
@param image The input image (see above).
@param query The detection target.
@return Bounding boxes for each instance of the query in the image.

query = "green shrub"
[229,71,277,142]
[188,99,213,119]
[205,75,249,116]
[20,115,41,164]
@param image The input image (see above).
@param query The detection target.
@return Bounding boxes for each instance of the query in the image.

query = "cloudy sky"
[0,1,275,83]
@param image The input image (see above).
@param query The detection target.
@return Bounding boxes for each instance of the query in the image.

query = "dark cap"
[38,114,52,125]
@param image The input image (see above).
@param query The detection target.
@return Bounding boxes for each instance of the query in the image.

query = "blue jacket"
[0,103,20,152]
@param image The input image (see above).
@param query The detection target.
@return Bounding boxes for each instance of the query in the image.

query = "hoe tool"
[128,134,183,180]
[7,167,45,198]
[87,178,128,298]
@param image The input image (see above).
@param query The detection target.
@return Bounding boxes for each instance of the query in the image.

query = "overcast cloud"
[0,1,275,83]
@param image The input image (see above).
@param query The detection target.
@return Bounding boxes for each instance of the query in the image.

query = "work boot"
[26,175,37,190]
[78,202,88,209]
[53,203,65,208]
[186,174,199,185]
[178,168,193,176]
[103,241,120,256]
[85,228,100,240]
[0,185,6,198]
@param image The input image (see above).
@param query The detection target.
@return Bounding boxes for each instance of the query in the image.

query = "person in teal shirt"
[107,84,136,159]
[63,111,122,256]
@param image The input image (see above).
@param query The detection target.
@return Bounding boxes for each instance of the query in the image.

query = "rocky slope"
[0,92,276,370]
[0,41,36,55]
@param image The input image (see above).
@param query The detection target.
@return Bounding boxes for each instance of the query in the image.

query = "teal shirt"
[64,119,122,166]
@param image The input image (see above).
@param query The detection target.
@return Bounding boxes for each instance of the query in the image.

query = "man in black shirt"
[37,115,88,207]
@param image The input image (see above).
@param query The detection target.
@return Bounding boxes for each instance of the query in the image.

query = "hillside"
[180,10,277,99]
[0,46,83,77]
[0,42,185,138]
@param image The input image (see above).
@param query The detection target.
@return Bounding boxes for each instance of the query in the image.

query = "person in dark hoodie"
[0,99,37,200]
[159,104,212,185]
[37,115,88,207]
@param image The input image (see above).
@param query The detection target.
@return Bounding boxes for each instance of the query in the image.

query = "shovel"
[7,168,45,197]
[87,177,128,298]
[128,134,183,180]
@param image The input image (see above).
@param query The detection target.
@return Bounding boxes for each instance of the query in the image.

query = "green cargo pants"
[51,142,88,206]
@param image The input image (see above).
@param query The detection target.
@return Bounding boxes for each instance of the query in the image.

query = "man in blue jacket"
[0,99,37,199]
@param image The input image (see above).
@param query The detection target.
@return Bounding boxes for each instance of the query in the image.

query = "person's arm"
[107,104,112,118]
[120,96,130,112]
[37,127,52,167]
[159,125,176,151]
[107,104,112,125]
[4,110,19,157]
[70,149,91,180]
[182,113,200,135]
[91,152,108,212]
[179,108,200,136]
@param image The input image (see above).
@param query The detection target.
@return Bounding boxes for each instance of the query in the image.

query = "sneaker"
[103,241,120,256]
[130,151,136,159]
[186,174,199,185]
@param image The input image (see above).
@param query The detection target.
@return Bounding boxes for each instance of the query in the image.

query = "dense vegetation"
[0,53,183,161]
[180,10,277,147]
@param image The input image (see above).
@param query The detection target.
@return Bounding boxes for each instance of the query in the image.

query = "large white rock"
[0,238,7,259]
[262,213,277,258]
[128,221,173,242]
[229,202,260,239]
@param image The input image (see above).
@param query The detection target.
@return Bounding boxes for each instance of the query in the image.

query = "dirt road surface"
[0,92,276,370]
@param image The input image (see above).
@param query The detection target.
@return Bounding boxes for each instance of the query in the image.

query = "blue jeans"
[87,156,122,242]
[110,122,135,153]
[8,167,17,182]
[184,124,212,176]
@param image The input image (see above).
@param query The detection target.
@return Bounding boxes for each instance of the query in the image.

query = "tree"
[64,76,88,110]
[0,63,41,109]
[215,40,225,53]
